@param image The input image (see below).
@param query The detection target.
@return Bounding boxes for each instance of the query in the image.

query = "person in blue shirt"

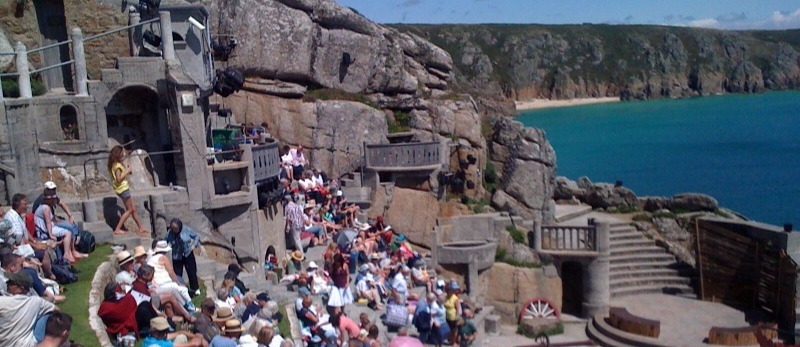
[166,218,200,297]
[141,316,203,347]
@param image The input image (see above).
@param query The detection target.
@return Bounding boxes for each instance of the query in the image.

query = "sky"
[336,0,800,30]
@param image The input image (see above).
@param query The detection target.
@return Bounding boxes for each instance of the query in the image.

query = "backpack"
[52,263,78,284]
[76,230,96,254]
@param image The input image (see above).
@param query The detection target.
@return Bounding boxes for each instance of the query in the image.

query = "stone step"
[610,245,668,257]
[609,233,643,242]
[610,239,654,249]
[608,226,638,233]
[610,260,691,273]
[78,221,114,244]
[609,267,691,281]
[610,283,695,298]
[109,234,149,251]
[610,275,691,290]
[195,256,219,278]
[610,253,676,264]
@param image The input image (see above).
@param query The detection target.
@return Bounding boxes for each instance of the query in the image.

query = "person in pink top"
[332,313,361,345]
[389,327,424,347]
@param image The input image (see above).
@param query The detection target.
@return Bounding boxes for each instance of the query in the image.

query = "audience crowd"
[0,145,480,347]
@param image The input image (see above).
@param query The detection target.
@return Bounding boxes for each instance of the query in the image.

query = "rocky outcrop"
[396,24,800,112]
[489,118,556,223]
[208,0,451,96]
[384,187,440,247]
[640,193,718,212]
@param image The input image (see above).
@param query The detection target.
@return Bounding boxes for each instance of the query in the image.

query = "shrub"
[388,110,411,133]
[484,162,497,184]
[471,198,491,214]
[495,247,507,262]
[632,213,651,222]
[653,211,677,219]
[495,247,541,268]
[517,321,564,338]
[507,225,526,244]
[1,77,46,97]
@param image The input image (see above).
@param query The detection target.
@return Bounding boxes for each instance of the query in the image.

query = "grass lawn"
[60,243,113,347]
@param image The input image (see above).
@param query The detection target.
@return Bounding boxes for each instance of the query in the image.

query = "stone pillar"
[129,11,141,57]
[15,42,31,99]
[82,200,98,223]
[158,11,176,61]
[533,220,542,252]
[150,194,167,237]
[70,28,88,96]
[582,221,610,318]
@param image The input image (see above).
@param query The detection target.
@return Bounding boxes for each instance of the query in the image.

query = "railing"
[252,142,281,182]
[0,12,167,101]
[82,149,181,199]
[540,225,597,251]
[364,141,440,169]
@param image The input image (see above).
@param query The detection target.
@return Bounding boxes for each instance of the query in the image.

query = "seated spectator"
[0,271,57,346]
[213,306,235,331]
[132,245,148,273]
[35,312,72,347]
[289,146,306,178]
[294,286,311,314]
[210,319,244,346]
[218,278,241,307]
[356,269,383,310]
[3,193,29,245]
[263,246,279,273]
[192,298,220,343]
[226,263,249,294]
[242,292,269,323]
[411,260,433,293]
[391,266,411,304]
[1,252,23,295]
[98,283,138,343]
[280,146,294,181]
[285,250,304,276]
[115,250,136,293]
[459,309,477,347]
[33,193,85,264]
[141,316,202,347]
[21,258,64,303]
[389,327,423,347]
[131,264,195,333]
[146,240,194,311]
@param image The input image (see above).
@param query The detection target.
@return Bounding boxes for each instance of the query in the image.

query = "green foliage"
[632,213,652,222]
[653,211,677,219]
[480,117,495,139]
[495,247,541,268]
[471,198,491,213]
[517,321,565,338]
[59,244,113,347]
[387,110,411,133]
[507,225,526,244]
[608,204,639,213]
[1,77,46,97]
[303,87,375,106]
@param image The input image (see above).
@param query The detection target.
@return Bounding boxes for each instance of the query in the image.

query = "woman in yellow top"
[108,145,149,236]
[444,281,463,346]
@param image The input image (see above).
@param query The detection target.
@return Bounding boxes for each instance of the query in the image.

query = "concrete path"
[611,294,753,347]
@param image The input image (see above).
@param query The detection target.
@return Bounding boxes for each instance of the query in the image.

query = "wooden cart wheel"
[519,298,560,323]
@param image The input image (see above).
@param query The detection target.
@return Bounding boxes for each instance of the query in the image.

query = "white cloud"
[687,18,720,28]
[769,8,800,28]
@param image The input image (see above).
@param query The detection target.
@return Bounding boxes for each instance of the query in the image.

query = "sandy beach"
[516,97,620,111]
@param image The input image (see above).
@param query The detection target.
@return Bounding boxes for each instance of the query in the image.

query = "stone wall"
[88,255,121,347]
[485,262,562,324]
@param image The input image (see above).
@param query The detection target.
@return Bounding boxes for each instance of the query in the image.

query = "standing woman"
[326,253,353,315]
[166,218,201,297]
[107,145,149,236]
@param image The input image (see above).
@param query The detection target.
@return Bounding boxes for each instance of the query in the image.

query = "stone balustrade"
[540,225,597,251]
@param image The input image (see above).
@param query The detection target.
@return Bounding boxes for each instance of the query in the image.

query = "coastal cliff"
[394,24,800,115]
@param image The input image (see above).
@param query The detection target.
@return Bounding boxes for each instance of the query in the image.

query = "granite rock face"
[489,117,556,223]
[208,0,451,95]
[485,262,562,323]
[396,24,800,115]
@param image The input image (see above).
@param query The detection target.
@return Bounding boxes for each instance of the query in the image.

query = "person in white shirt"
[392,266,410,304]
[0,271,56,347]
[289,146,307,178]
[114,251,136,294]
[280,145,294,181]
[3,194,29,245]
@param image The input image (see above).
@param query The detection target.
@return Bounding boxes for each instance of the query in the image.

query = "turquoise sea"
[518,91,800,226]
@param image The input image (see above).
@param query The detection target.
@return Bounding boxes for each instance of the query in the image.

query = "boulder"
[639,196,670,212]
[385,187,439,248]
[670,193,718,212]
[311,101,388,176]
[489,118,556,223]
[653,217,690,242]
[583,183,638,209]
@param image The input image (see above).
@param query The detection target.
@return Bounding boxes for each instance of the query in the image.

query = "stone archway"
[105,85,173,185]
[561,261,584,316]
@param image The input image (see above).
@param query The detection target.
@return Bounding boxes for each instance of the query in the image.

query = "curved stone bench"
[708,326,757,346]
[608,306,660,338]
[88,256,120,347]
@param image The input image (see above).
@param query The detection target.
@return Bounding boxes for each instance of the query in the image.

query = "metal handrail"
[81,149,182,199]
[84,17,160,43]
[0,72,19,77]
[30,60,74,74]
[27,40,73,55]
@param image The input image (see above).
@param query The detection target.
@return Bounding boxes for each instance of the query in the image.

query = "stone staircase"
[339,171,372,211]
[608,224,695,298]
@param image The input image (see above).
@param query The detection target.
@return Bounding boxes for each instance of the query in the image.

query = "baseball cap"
[44,181,57,190]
